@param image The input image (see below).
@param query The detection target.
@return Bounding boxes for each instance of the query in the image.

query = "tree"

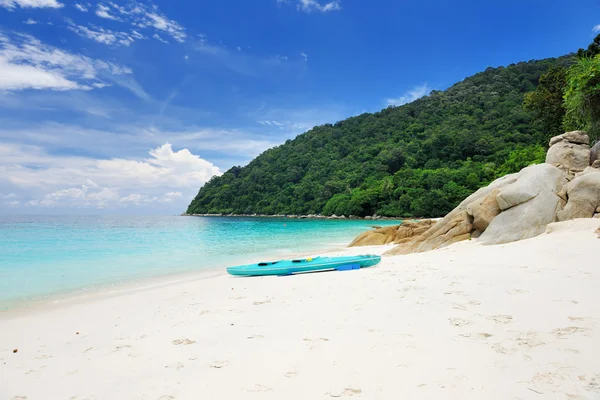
[577,34,600,59]
[523,66,568,145]
[563,55,600,142]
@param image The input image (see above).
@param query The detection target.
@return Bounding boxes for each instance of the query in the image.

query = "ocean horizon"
[0,215,401,310]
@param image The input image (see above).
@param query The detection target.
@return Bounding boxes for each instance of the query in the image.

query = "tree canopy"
[187,55,572,218]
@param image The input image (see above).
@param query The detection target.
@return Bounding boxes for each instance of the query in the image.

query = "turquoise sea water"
[0,215,400,309]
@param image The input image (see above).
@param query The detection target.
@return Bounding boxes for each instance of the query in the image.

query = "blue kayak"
[226,254,381,277]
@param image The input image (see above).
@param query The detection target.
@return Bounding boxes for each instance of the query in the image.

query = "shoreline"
[181,213,429,221]
[0,235,392,315]
[2,219,599,399]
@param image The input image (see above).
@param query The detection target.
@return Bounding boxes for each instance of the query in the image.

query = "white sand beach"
[1,219,599,400]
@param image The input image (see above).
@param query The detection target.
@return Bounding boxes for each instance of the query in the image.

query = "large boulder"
[556,169,600,221]
[478,164,568,245]
[466,188,501,232]
[385,173,518,255]
[348,225,398,246]
[591,141,600,165]
[348,219,435,247]
[546,131,590,176]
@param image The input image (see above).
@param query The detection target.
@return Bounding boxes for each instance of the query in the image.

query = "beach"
[1,219,599,399]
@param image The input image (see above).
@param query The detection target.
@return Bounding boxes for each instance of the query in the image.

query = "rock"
[466,188,501,232]
[549,130,589,146]
[349,225,398,246]
[348,220,435,247]
[393,220,436,242]
[386,173,519,255]
[591,141,600,165]
[479,164,568,245]
[546,131,591,175]
[592,160,600,169]
[556,169,600,221]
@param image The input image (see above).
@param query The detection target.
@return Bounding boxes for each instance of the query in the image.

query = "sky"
[0,0,599,214]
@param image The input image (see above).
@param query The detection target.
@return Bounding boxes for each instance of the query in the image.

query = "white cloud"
[300,52,308,61]
[593,25,600,33]
[23,18,38,25]
[5,200,19,206]
[1,193,16,199]
[92,1,187,43]
[152,33,169,44]
[0,0,63,10]
[74,3,88,12]
[95,3,121,20]
[386,84,430,106]
[67,22,142,46]
[0,142,222,209]
[294,0,341,12]
[0,31,132,92]
[257,120,285,128]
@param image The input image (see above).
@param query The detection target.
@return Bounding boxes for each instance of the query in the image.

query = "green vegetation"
[188,55,572,218]
[563,55,600,140]
[523,66,569,144]
[524,34,600,143]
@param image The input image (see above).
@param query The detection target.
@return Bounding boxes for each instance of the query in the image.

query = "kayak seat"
[258,261,280,266]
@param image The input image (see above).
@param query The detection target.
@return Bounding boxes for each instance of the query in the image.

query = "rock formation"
[380,131,600,255]
[545,131,590,176]
[590,140,600,165]
[348,219,435,247]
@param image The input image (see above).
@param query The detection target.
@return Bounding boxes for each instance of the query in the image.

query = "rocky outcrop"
[557,168,600,221]
[348,219,435,247]
[378,130,600,255]
[478,164,567,245]
[545,131,590,176]
[466,188,501,232]
[386,174,518,255]
[591,141,600,165]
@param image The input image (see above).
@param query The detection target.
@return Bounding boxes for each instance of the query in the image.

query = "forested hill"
[187,56,573,218]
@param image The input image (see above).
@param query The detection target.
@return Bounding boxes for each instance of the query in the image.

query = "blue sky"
[0,0,599,214]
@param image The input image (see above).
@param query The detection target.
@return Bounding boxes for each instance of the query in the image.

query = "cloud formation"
[386,84,430,106]
[96,4,121,21]
[90,1,187,43]
[0,31,132,91]
[67,20,145,47]
[0,143,221,209]
[593,25,600,33]
[278,0,341,13]
[0,0,62,10]
[74,3,88,12]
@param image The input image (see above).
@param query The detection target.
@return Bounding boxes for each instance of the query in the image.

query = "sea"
[0,215,401,310]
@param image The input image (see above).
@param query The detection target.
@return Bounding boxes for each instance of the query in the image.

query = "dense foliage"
[525,35,600,143]
[523,66,569,144]
[187,56,573,218]
[563,55,600,141]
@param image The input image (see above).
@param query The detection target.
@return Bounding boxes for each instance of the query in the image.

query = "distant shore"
[182,213,413,220]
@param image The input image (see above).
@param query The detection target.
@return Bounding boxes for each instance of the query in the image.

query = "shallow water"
[0,215,400,309]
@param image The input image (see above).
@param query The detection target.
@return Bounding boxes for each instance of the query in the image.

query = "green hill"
[187,56,573,218]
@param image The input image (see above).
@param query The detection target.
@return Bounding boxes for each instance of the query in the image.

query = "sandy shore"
[1,219,599,400]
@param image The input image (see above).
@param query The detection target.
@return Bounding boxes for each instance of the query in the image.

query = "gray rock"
[557,169,600,221]
[479,164,568,245]
[549,130,589,146]
[546,131,591,175]
[466,188,501,232]
[385,173,518,255]
[591,141,600,165]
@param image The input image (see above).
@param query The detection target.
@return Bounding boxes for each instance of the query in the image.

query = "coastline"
[182,213,424,220]
[0,235,389,315]
[2,219,600,399]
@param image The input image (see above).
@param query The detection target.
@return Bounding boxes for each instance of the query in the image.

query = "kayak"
[226,254,381,277]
